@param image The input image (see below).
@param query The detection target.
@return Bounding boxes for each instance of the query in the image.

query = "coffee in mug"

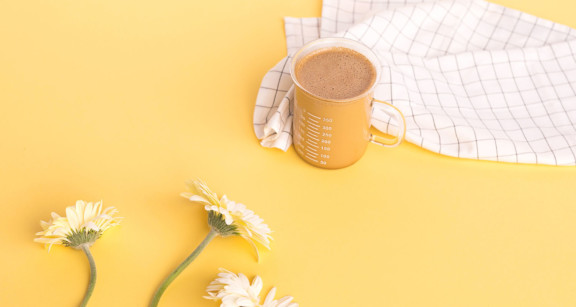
[290,38,406,169]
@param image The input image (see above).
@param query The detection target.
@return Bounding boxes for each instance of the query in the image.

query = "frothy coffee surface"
[295,47,377,100]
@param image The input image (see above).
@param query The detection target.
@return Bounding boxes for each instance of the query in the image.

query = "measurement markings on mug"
[306,133,319,142]
[307,119,319,128]
[306,156,319,163]
[305,146,318,154]
[310,117,332,157]
[307,121,320,129]
[305,139,319,148]
[300,110,330,164]
[307,112,321,120]
[305,149,319,162]
[307,116,319,123]
[307,125,320,133]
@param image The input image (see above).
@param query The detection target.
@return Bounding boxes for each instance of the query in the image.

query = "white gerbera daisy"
[34,200,121,250]
[34,200,122,307]
[181,179,273,259]
[205,269,262,307]
[205,269,298,307]
[150,180,274,307]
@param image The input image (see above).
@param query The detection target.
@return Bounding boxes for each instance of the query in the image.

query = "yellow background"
[1,0,575,306]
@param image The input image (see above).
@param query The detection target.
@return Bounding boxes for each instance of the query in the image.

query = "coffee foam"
[295,47,377,100]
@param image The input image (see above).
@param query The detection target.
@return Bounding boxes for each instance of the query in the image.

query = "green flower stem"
[80,244,97,307]
[149,229,218,307]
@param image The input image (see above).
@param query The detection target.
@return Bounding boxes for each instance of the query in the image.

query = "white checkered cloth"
[253,0,576,165]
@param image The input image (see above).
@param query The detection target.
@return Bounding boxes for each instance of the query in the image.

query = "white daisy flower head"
[34,200,122,250]
[181,179,273,260]
[205,269,262,307]
[205,269,298,307]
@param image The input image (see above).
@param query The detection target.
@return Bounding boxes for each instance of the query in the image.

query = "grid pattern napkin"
[253,0,576,165]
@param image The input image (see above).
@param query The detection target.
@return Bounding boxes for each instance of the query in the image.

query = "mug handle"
[370,99,406,147]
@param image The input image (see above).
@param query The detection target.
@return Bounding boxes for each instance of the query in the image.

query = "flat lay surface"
[1,0,575,306]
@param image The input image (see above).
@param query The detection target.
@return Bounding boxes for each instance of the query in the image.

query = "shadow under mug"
[290,37,406,169]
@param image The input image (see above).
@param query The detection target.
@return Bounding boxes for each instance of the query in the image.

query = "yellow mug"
[290,38,406,169]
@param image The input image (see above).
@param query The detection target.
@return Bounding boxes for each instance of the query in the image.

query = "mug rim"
[289,37,382,104]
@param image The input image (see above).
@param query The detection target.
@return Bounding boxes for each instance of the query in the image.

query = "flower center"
[65,228,102,249]
[208,211,239,237]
